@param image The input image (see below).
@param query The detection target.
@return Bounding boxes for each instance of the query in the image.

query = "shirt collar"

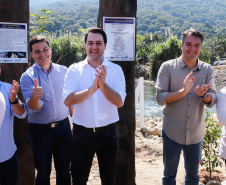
[179,56,201,71]
[82,57,110,68]
[35,62,54,72]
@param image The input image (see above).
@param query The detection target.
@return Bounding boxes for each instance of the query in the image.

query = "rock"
[147,135,153,139]
[144,132,149,137]
[151,123,162,137]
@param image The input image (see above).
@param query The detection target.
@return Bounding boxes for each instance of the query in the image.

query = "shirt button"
[188,105,190,106]
[188,117,189,118]
[189,93,190,95]
[187,128,189,130]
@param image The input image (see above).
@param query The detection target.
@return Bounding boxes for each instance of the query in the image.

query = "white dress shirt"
[216,87,226,159]
[63,58,126,128]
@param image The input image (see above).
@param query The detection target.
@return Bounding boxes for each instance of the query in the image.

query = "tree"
[30,8,54,37]
[0,0,35,184]
[97,1,137,184]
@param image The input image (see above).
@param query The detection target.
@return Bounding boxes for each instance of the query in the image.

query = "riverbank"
[136,64,226,88]
[48,66,226,185]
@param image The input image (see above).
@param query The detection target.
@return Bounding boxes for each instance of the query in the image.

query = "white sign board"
[103,17,135,61]
[0,22,28,63]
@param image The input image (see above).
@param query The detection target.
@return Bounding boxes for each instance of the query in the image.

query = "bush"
[200,111,222,178]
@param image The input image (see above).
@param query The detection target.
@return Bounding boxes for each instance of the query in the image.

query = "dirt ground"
[49,129,188,185]
[49,123,225,185]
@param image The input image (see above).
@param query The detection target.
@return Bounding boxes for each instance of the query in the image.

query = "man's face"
[85,32,106,63]
[31,41,52,68]
[181,34,202,61]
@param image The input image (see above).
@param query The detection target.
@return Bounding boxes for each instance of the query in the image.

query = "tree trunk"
[97,1,137,185]
[0,1,35,185]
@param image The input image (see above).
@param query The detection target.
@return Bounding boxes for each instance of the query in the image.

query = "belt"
[30,117,68,128]
[73,123,115,133]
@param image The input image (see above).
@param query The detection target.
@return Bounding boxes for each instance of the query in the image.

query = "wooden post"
[97,1,137,185]
[0,1,35,185]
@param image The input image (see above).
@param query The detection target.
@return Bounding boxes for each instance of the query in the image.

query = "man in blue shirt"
[20,36,72,185]
[0,67,27,185]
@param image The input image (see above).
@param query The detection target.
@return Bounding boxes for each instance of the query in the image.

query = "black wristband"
[10,98,19,104]
[201,92,209,98]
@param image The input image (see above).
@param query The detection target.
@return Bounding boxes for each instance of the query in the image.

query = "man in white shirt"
[0,67,27,185]
[63,27,126,185]
[216,87,226,169]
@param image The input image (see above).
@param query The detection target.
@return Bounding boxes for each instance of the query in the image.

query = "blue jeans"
[0,151,19,185]
[29,118,72,185]
[71,123,119,185]
[162,131,203,185]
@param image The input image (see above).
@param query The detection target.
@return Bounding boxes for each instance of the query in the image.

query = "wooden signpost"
[0,1,35,185]
[98,1,137,184]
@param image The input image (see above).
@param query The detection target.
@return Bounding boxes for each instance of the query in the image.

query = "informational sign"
[0,22,28,63]
[103,17,135,61]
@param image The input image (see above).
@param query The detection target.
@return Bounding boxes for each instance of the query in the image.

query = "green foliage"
[137,0,226,37]
[149,36,181,80]
[30,0,225,37]
[199,34,226,64]
[49,31,86,67]
[30,8,55,37]
[30,3,98,37]
[200,111,222,178]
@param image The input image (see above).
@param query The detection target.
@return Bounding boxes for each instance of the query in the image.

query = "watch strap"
[10,98,19,104]
[201,92,209,98]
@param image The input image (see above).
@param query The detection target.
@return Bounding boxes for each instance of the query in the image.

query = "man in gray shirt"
[155,28,217,185]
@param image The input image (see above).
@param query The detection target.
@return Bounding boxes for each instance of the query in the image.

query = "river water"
[136,86,219,118]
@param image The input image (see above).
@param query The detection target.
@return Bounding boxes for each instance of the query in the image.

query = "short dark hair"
[182,28,204,45]
[29,35,50,52]
[84,27,107,44]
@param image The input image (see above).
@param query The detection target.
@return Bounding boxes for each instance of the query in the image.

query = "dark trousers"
[71,123,119,185]
[29,118,72,185]
[0,151,19,185]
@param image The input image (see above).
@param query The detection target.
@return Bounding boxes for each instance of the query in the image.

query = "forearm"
[100,83,123,108]
[166,88,188,104]
[12,100,25,116]
[27,97,41,110]
[64,87,95,107]
[202,93,212,104]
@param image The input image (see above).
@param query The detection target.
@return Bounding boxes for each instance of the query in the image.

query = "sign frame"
[0,22,28,63]
[103,17,136,61]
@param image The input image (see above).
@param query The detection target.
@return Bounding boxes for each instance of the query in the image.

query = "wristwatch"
[201,92,209,98]
[10,98,19,104]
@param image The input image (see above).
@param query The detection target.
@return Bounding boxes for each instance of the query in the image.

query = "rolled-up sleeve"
[11,103,27,119]
[155,63,170,106]
[201,67,217,108]
[217,88,226,126]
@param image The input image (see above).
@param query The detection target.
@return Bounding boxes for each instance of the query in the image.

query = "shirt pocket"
[197,78,206,86]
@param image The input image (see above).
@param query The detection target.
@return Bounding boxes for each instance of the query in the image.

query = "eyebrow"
[34,47,49,51]
[87,41,102,43]
[186,42,201,45]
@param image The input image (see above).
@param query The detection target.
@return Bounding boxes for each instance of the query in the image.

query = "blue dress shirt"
[20,62,69,124]
[0,81,27,163]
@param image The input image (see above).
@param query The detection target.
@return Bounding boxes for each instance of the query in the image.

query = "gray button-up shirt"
[155,56,217,145]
